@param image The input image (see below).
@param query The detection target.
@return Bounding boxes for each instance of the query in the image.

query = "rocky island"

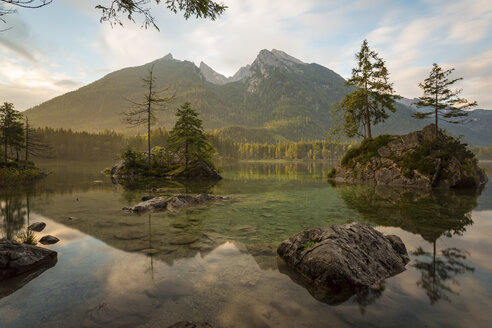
[328,125,488,188]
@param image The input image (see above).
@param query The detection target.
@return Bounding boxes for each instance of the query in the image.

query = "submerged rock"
[28,222,46,232]
[141,195,155,201]
[168,322,213,328]
[123,194,230,213]
[277,223,409,292]
[0,239,57,281]
[39,235,60,245]
[329,124,488,189]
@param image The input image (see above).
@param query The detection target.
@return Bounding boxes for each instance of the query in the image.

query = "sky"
[0,0,491,111]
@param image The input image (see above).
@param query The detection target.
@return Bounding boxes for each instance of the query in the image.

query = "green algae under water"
[1,161,492,327]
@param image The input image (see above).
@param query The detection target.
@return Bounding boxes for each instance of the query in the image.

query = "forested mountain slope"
[25,50,491,145]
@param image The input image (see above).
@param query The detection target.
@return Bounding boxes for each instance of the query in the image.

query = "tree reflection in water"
[412,246,474,304]
[334,184,481,305]
[0,191,28,240]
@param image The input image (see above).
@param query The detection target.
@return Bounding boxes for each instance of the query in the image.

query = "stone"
[39,235,59,245]
[172,221,188,229]
[141,195,155,201]
[0,239,57,281]
[170,234,198,245]
[28,222,46,232]
[277,223,409,291]
[124,194,230,213]
[168,322,213,328]
[124,240,150,252]
[377,146,391,158]
[141,248,159,255]
[114,230,145,240]
[123,197,167,213]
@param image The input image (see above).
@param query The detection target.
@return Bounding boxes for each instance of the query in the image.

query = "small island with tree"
[110,102,221,180]
[328,40,487,189]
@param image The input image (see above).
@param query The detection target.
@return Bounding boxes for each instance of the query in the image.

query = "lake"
[1,161,491,327]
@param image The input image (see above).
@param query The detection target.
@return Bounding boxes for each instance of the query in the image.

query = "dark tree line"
[0,102,51,165]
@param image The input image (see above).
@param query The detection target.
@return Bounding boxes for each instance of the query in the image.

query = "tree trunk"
[147,70,153,169]
[185,141,188,170]
[4,139,7,162]
[435,79,438,137]
[365,84,372,139]
[147,104,151,169]
[25,120,29,163]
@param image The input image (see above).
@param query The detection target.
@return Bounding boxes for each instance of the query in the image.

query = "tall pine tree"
[332,39,397,139]
[414,63,477,137]
[167,102,215,169]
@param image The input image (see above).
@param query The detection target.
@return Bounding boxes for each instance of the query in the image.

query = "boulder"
[39,235,60,245]
[123,197,168,213]
[277,223,409,292]
[0,239,57,281]
[28,222,46,232]
[123,194,230,213]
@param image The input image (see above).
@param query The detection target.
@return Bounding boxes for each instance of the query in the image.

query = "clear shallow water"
[1,161,491,328]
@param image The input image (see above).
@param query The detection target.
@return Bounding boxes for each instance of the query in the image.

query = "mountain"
[25,49,491,145]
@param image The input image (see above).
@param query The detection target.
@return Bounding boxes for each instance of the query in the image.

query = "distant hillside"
[25,50,491,145]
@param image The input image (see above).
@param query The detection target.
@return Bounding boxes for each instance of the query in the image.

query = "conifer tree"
[332,39,397,139]
[414,63,477,137]
[167,102,215,169]
[0,102,24,162]
[123,64,174,169]
[24,117,53,163]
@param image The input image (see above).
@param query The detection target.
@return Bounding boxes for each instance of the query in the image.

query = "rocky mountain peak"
[252,49,305,76]
[199,61,229,85]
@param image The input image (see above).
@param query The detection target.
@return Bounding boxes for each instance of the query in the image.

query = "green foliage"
[0,165,46,186]
[17,229,37,245]
[302,240,319,249]
[96,0,227,30]
[331,39,397,139]
[394,134,477,178]
[327,167,337,178]
[414,63,477,136]
[167,102,216,169]
[341,135,392,168]
[0,102,25,162]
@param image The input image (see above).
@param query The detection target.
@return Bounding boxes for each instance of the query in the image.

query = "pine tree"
[414,63,477,137]
[167,102,215,169]
[123,64,174,169]
[332,39,398,139]
[0,102,24,163]
[24,117,53,163]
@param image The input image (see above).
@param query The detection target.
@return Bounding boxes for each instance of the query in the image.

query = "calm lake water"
[1,161,491,328]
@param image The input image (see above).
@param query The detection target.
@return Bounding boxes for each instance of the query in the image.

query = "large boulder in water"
[277,223,409,293]
[0,239,57,281]
[328,124,488,189]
